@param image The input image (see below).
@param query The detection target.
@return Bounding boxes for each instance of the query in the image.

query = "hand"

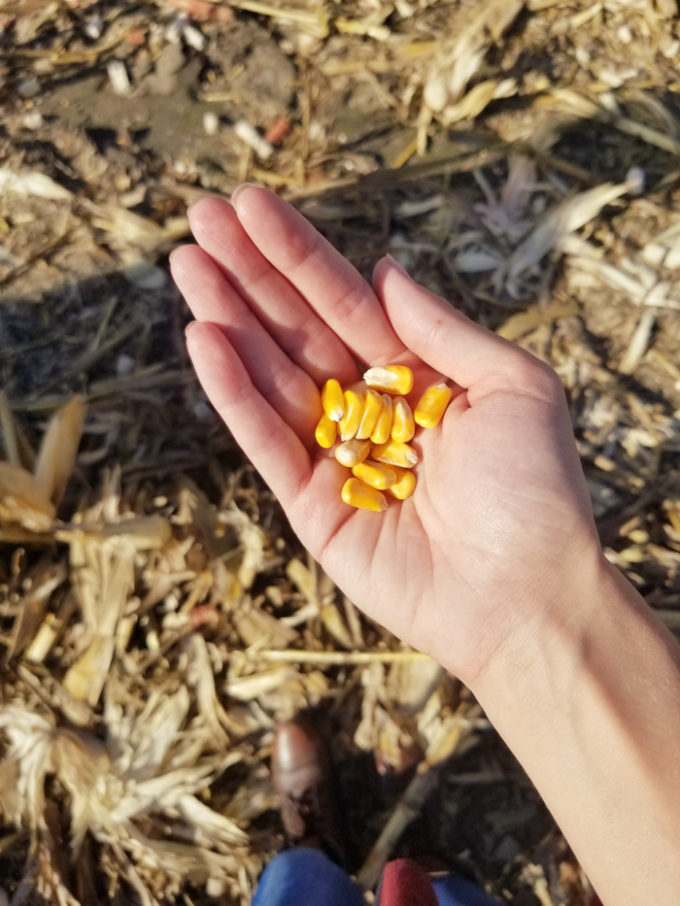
[170,186,601,686]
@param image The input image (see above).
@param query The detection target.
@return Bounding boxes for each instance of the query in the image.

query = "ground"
[0,2,679,905]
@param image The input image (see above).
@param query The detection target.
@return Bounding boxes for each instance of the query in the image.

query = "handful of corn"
[314,365,453,512]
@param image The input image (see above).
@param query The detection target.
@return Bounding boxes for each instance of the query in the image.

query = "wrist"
[463,537,608,698]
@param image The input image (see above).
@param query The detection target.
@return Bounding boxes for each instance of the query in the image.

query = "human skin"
[170,186,680,906]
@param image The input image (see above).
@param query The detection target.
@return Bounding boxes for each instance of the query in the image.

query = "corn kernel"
[369,393,392,445]
[371,439,419,468]
[356,389,383,440]
[335,438,371,467]
[388,467,417,500]
[341,477,387,512]
[339,388,365,441]
[352,459,397,490]
[321,378,345,422]
[414,383,454,428]
[391,396,415,443]
[315,366,448,513]
[315,413,336,449]
[363,364,414,396]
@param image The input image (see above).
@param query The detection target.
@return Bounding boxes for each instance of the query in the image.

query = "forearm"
[470,549,680,906]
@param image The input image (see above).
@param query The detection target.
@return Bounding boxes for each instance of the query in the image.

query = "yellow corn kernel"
[339,388,365,441]
[352,459,397,490]
[370,393,392,445]
[391,396,415,443]
[335,438,371,467]
[414,382,454,428]
[356,389,383,440]
[341,477,387,512]
[315,413,336,449]
[321,378,345,422]
[363,364,414,396]
[371,439,419,469]
[388,467,417,500]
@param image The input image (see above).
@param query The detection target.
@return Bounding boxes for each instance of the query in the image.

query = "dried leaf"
[497,300,579,340]
[34,395,86,507]
[0,167,72,201]
[0,461,55,531]
[176,794,248,846]
[0,389,20,466]
[63,634,116,705]
[184,634,245,741]
[63,534,136,704]
[618,310,657,375]
[224,506,267,591]
[286,556,318,605]
[224,665,299,701]
[58,515,173,549]
[24,611,60,663]
[0,707,55,828]
[7,561,68,660]
[507,179,633,292]
[441,77,516,125]
[233,602,297,648]
[320,602,355,649]
[386,657,444,713]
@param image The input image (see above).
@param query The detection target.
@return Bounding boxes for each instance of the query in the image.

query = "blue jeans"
[251,849,502,906]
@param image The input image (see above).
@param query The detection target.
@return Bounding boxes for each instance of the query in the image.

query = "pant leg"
[431,875,503,906]
[252,848,365,906]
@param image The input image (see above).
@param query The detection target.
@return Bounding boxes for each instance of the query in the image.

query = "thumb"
[373,257,540,397]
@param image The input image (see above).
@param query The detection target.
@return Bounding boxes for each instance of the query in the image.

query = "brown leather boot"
[271,719,347,866]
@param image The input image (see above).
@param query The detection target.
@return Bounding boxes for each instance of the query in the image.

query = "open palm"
[171,187,598,684]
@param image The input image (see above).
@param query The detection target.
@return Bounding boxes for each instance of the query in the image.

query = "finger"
[231,185,407,366]
[172,244,321,443]
[185,321,313,506]
[373,257,545,399]
[185,321,361,554]
[186,196,359,387]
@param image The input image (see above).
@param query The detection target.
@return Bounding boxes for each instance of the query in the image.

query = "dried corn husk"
[0,462,55,531]
[0,167,72,201]
[34,395,86,507]
[506,179,634,295]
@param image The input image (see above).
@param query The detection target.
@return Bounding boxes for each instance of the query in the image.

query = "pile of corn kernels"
[314,365,453,511]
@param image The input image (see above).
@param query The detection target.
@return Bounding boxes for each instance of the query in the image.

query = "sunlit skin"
[171,186,680,906]
[170,186,598,688]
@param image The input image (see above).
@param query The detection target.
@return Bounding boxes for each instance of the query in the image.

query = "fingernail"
[385,253,410,277]
[231,182,258,206]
